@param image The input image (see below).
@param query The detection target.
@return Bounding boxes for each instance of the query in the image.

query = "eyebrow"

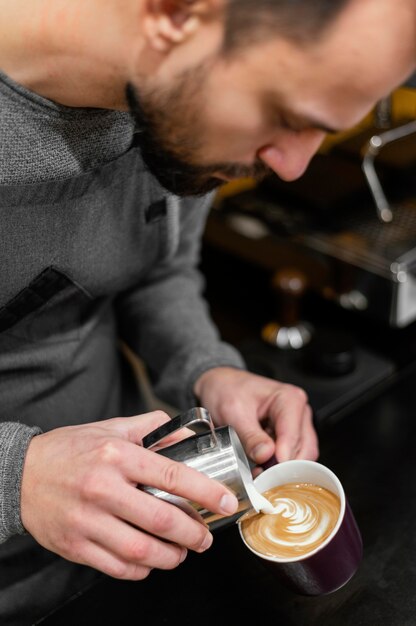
[304,118,341,135]
[266,96,343,135]
[286,113,341,135]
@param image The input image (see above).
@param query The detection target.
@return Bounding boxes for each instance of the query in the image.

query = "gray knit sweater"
[0,71,245,544]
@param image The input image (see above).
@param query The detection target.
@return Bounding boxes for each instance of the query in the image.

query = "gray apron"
[0,135,175,625]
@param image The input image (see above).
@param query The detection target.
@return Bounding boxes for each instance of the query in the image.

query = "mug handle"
[142,406,217,449]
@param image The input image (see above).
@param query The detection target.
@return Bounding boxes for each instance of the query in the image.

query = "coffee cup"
[238,460,363,596]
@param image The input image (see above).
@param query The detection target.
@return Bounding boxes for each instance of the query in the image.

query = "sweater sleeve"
[116,193,246,410]
[0,422,42,543]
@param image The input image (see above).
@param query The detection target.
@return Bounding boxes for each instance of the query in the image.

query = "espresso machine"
[203,89,416,425]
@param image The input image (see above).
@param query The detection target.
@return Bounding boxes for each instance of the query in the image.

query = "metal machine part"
[213,146,416,328]
[297,201,416,327]
[362,119,416,223]
[373,95,393,130]
[261,268,313,349]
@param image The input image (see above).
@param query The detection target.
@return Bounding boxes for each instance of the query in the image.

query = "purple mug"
[238,460,363,596]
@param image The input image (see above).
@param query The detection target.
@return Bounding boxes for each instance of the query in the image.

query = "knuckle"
[286,384,308,404]
[62,534,85,563]
[165,551,185,570]
[190,528,211,552]
[246,431,264,451]
[96,439,123,465]
[151,504,175,534]
[161,460,181,493]
[65,508,86,535]
[79,469,106,502]
[125,537,149,563]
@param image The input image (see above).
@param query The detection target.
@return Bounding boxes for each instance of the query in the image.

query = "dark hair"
[223,0,351,51]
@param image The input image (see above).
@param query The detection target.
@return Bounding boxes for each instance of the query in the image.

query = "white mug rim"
[238,460,346,563]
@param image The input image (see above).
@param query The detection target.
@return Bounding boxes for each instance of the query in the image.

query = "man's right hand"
[20,411,239,580]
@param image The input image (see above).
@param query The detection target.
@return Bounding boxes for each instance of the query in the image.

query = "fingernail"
[220,493,239,515]
[199,533,213,552]
[180,549,187,563]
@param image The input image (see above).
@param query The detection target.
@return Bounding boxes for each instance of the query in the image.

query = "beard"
[125,67,269,197]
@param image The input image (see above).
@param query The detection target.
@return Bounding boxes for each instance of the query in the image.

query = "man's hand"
[20,411,238,580]
[194,367,319,467]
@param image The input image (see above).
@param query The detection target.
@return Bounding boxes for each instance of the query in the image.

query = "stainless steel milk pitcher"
[142,407,253,528]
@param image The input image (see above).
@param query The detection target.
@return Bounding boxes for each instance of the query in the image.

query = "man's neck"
[0,0,143,109]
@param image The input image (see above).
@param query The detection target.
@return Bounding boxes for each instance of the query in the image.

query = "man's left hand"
[193,367,319,467]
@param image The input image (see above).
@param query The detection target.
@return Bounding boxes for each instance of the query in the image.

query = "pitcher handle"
[142,406,217,449]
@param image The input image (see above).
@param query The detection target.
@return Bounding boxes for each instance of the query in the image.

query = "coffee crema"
[240,482,340,559]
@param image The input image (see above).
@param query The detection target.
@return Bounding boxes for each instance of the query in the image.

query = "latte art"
[240,483,340,559]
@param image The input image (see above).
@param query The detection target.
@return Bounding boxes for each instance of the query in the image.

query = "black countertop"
[40,361,416,626]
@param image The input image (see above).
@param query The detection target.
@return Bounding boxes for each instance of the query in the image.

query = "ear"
[143,0,222,52]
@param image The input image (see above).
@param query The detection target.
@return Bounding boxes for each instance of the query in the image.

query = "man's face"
[129,0,416,196]
[127,69,270,197]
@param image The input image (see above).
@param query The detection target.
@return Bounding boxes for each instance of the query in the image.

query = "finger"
[128,410,174,444]
[123,446,239,517]
[227,413,275,466]
[102,410,175,444]
[151,427,198,452]
[272,385,310,462]
[294,406,319,460]
[101,484,213,554]
[85,511,188,570]
[103,411,198,451]
[75,539,153,581]
[252,465,264,479]
[122,412,199,449]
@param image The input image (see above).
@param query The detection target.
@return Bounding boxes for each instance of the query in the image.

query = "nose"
[257,129,326,181]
